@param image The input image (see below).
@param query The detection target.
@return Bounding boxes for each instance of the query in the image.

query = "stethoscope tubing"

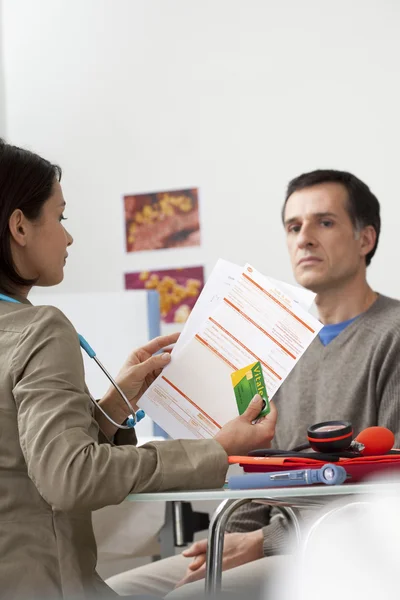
[0,294,142,430]
[78,335,142,429]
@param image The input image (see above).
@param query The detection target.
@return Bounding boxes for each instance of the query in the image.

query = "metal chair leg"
[205,498,302,596]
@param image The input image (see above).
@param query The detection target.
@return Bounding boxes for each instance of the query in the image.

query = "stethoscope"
[249,420,362,461]
[0,293,145,430]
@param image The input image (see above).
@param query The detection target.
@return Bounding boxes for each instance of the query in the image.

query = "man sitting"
[107,169,400,599]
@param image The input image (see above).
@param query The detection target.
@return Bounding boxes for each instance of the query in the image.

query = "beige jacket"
[0,298,228,599]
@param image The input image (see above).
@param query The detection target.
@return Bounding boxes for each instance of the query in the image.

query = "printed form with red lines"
[138,259,323,439]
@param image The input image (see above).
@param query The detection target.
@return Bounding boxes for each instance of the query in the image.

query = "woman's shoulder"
[9,304,83,378]
[26,304,77,336]
[0,303,77,338]
[0,304,82,381]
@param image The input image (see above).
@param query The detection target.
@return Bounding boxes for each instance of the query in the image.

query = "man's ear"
[359,225,376,260]
[9,209,29,247]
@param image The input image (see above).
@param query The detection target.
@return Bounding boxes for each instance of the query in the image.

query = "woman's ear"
[359,225,376,260]
[8,209,29,247]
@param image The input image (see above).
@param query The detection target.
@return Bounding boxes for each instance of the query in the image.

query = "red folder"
[228,454,400,483]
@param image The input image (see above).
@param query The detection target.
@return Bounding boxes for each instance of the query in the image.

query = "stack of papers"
[138,260,323,439]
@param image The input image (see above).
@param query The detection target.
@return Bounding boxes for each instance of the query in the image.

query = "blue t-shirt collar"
[318,315,359,346]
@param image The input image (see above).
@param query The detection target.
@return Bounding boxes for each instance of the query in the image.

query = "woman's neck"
[0,284,31,301]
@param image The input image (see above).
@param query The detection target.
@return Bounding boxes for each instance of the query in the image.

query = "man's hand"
[175,530,264,588]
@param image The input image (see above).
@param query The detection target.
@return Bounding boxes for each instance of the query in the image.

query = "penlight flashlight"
[227,463,347,489]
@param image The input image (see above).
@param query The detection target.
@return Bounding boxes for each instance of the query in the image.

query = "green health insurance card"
[231,361,270,417]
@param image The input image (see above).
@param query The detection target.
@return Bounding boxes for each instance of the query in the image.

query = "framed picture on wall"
[125,266,204,325]
[124,188,201,252]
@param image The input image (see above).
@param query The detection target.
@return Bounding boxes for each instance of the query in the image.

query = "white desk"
[127,481,399,595]
[126,481,391,503]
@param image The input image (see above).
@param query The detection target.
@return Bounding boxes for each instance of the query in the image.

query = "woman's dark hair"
[0,139,61,292]
[282,169,381,266]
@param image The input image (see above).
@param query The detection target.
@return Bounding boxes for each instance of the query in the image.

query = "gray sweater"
[226,294,400,555]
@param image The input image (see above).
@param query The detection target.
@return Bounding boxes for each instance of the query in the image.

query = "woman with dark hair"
[0,139,276,599]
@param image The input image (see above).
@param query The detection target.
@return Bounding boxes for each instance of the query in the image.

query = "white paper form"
[173,260,316,357]
[268,277,316,312]
[173,259,242,356]
[139,264,323,440]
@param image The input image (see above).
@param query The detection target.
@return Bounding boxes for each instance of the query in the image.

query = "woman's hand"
[214,395,277,456]
[98,332,179,432]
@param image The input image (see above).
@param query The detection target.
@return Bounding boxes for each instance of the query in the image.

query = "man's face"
[284,182,367,292]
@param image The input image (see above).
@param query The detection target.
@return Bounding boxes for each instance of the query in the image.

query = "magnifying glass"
[307,420,353,453]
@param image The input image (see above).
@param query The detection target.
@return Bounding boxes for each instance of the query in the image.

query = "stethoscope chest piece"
[307,420,353,453]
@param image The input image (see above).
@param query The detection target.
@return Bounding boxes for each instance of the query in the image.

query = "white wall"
[2,0,400,298]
